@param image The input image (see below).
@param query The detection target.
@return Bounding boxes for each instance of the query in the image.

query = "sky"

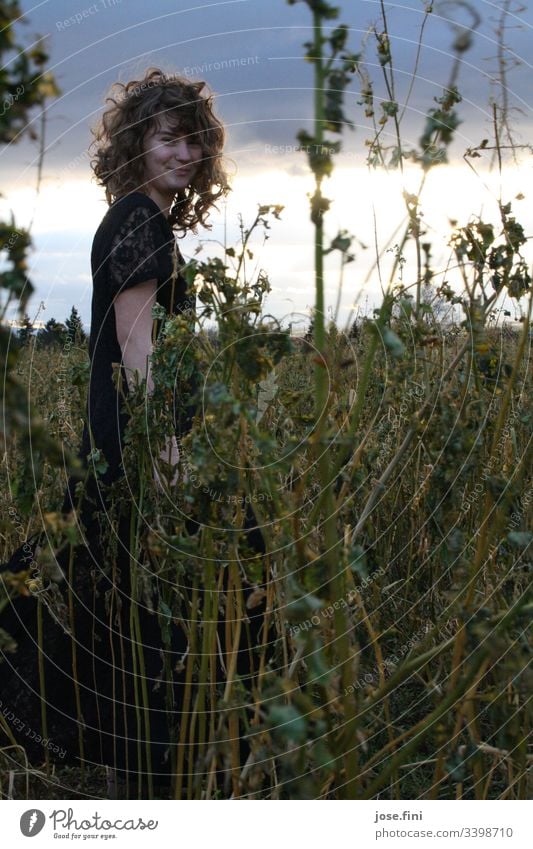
[1,0,532,331]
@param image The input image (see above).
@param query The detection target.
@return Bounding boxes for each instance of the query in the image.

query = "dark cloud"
[3,0,531,323]
[8,0,532,170]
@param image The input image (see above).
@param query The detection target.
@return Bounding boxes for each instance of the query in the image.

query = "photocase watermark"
[1,228,24,251]
[20,810,46,837]
[178,447,272,506]
[182,55,260,77]
[6,505,51,597]
[482,482,533,567]
[55,0,122,30]
[265,143,340,156]
[19,807,159,838]
[507,483,533,531]
[58,148,92,180]
[57,334,75,436]
[0,698,67,759]
[343,618,454,695]
[460,402,523,513]
[0,84,24,118]
[49,807,158,833]
[118,57,261,101]
[375,381,425,471]
[288,564,386,637]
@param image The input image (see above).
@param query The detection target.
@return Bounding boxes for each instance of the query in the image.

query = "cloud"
[5,0,531,327]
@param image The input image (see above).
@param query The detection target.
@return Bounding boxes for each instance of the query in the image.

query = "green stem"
[36,600,49,777]
[67,540,85,782]
[308,6,359,799]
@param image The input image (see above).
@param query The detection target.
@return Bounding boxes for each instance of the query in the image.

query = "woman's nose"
[173,138,194,161]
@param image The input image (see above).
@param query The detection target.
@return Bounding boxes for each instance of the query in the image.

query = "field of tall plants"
[1,0,531,800]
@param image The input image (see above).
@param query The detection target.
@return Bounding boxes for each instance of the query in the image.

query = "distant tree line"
[16,306,87,348]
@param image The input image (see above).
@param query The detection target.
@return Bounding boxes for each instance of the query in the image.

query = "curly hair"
[89,67,231,235]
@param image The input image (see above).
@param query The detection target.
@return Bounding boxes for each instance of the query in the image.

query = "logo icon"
[20,810,46,837]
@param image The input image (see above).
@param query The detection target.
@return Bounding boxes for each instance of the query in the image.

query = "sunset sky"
[1,0,532,331]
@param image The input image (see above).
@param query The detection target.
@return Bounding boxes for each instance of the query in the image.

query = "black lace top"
[77,190,194,487]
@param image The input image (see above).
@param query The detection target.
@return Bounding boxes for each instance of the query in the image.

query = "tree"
[17,313,34,345]
[37,317,67,347]
[65,305,86,345]
[348,318,360,340]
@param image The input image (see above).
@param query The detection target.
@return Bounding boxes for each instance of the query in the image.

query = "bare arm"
[113,280,179,487]
[114,278,156,393]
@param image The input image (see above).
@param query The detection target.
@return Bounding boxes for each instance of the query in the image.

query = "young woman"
[0,68,233,793]
[72,66,229,507]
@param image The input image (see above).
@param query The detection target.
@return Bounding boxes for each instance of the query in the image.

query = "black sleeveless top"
[82,191,194,483]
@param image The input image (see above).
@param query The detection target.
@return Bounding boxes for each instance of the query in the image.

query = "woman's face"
[141,112,204,200]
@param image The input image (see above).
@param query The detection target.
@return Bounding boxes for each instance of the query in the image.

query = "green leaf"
[267,704,307,744]
[507,531,532,549]
[383,327,405,358]
[349,544,367,580]
[398,297,412,319]
[151,302,166,321]
[0,627,17,657]
[88,448,109,476]
[382,100,398,117]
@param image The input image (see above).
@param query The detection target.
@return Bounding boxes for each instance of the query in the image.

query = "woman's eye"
[162,136,201,146]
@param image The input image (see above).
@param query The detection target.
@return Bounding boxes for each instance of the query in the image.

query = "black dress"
[0,191,269,792]
[0,192,197,785]
[72,189,195,493]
